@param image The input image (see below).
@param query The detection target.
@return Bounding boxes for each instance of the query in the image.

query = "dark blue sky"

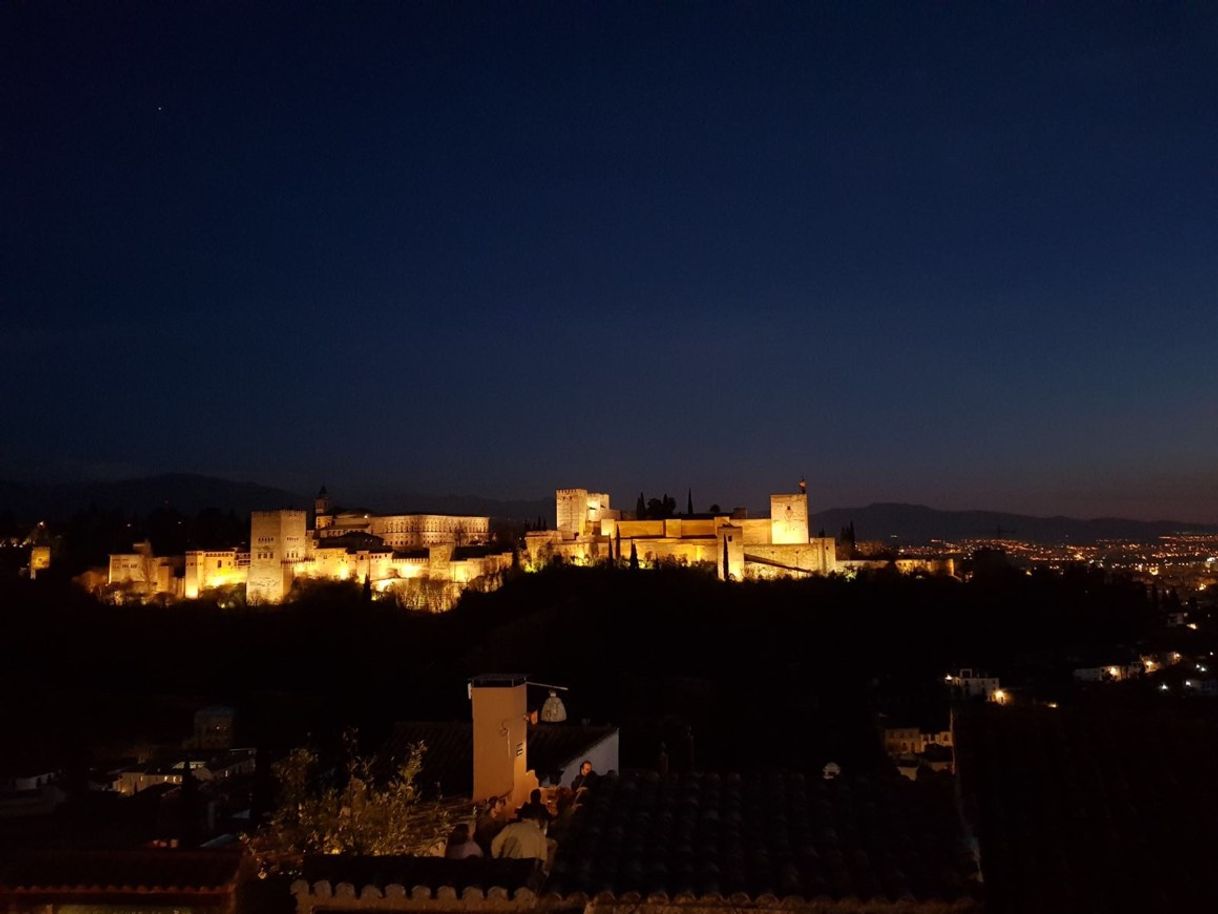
[4,2,1217,520]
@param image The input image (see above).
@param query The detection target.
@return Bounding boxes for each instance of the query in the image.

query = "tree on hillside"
[636,492,646,518]
[252,733,458,867]
[838,522,857,559]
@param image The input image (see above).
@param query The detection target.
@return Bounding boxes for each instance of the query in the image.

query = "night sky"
[4,2,1217,520]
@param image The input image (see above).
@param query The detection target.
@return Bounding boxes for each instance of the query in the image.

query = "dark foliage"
[0,561,1176,788]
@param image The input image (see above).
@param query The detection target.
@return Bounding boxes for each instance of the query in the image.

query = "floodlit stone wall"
[744,538,837,577]
[183,549,247,598]
[718,525,745,580]
[108,546,183,597]
[894,557,956,576]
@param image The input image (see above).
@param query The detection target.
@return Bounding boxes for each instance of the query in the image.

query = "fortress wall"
[745,537,836,576]
[740,518,774,545]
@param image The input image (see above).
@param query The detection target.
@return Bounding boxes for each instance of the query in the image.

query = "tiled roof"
[548,770,979,907]
[955,703,1218,914]
[386,722,617,797]
[0,849,243,894]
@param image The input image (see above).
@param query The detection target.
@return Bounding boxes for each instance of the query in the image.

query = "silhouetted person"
[474,796,507,852]
[571,759,597,792]
[552,786,578,827]
[517,788,551,824]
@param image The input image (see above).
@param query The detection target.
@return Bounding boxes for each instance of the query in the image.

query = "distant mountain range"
[0,474,311,520]
[2,475,1213,544]
[809,502,1218,545]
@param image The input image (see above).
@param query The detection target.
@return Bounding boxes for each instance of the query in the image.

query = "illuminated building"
[183,549,248,599]
[28,544,51,580]
[314,485,490,548]
[527,484,837,580]
[107,487,509,607]
[107,541,184,598]
[946,668,1002,701]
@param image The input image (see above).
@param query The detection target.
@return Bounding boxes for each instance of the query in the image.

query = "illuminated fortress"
[104,480,953,605]
[525,483,837,580]
[107,486,511,607]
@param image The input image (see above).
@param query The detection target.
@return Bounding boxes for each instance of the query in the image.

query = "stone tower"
[314,485,332,531]
[247,510,307,603]
[770,490,810,545]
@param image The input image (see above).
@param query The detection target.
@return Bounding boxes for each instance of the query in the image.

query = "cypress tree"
[636,492,646,519]
[722,536,730,581]
[687,488,693,515]
[629,542,639,570]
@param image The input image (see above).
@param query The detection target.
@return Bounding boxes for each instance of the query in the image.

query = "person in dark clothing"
[474,795,508,852]
[445,823,483,859]
[517,788,552,824]
[571,760,597,792]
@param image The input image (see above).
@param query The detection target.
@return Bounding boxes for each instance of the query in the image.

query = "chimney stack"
[469,674,537,806]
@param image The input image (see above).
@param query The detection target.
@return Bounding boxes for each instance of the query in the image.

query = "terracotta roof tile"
[300,856,539,894]
[0,849,243,893]
[955,704,1218,914]
[548,770,978,906]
